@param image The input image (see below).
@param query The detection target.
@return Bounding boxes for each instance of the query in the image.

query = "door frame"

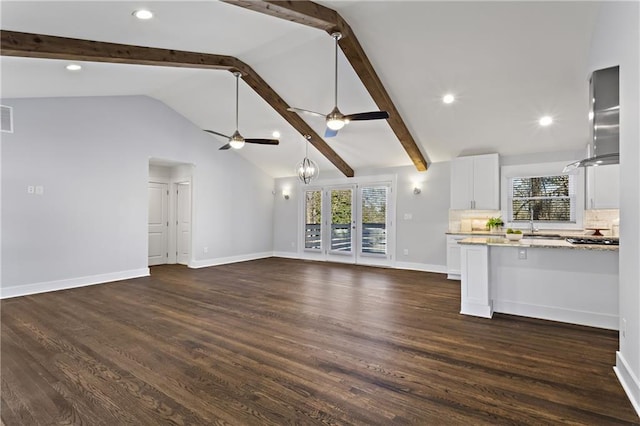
[297,174,396,267]
[148,161,194,266]
[175,181,192,265]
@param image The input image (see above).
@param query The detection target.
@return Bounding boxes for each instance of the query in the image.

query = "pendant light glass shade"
[296,136,319,184]
[296,157,319,184]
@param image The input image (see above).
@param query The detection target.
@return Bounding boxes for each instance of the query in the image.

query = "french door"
[302,182,393,266]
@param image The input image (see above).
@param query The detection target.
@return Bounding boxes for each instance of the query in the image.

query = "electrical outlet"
[203,246,209,254]
[27,185,35,194]
[518,248,527,260]
[403,213,412,220]
[35,185,44,195]
[403,249,409,256]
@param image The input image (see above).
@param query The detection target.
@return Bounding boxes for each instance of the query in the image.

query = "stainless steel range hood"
[564,66,619,172]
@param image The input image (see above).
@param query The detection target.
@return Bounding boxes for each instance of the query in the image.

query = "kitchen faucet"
[529,205,538,233]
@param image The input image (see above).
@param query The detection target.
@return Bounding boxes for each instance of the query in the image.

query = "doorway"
[148,161,193,266]
[301,181,394,266]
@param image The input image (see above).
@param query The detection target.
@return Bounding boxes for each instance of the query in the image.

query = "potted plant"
[486,217,504,233]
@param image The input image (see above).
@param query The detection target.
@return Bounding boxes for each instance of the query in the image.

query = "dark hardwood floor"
[1,258,637,425]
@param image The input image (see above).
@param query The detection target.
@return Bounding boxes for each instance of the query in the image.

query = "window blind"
[508,175,576,222]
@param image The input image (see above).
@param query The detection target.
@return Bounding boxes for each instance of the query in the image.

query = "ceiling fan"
[204,72,279,150]
[288,32,390,138]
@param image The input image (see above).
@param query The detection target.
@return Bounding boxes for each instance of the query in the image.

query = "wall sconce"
[413,187,422,195]
[282,188,291,200]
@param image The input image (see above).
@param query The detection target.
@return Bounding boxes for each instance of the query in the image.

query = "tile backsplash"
[448,210,501,232]
[449,208,620,236]
[584,209,620,236]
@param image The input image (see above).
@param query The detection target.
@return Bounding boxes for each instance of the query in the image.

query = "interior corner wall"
[1,95,274,295]
[588,1,640,415]
[272,162,451,272]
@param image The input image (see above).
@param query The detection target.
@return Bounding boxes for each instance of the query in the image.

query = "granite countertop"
[447,230,619,239]
[458,237,619,251]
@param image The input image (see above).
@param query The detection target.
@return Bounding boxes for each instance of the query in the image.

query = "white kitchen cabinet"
[585,164,619,209]
[447,234,472,280]
[450,153,499,210]
[460,244,492,318]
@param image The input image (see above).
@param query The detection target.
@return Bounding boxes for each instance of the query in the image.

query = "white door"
[148,183,168,266]
[302,183,393,267]
[176,182,191,265]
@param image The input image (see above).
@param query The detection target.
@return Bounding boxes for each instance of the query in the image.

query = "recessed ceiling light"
[65,64,82,71]
[539,116,553,126]
[132,9,153,20]
[272,131,281,138]
[442,94,455,104]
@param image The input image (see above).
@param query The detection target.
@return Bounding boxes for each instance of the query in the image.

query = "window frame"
[501,162,584,230]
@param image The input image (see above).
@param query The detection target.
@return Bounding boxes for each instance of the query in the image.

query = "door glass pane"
[361,186,387,255]
[304,190,322,250]
[331,189,352,252]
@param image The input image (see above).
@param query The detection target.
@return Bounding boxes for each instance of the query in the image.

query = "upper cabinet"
[451,153,500,210]
[585,164,619,209]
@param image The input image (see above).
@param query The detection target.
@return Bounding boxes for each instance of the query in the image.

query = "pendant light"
[296,135,319,184]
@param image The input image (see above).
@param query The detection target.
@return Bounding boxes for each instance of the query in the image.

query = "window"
[361,186,388,255]
[508,174,576,223]
[304,190,322,250]
[330,189,353,252]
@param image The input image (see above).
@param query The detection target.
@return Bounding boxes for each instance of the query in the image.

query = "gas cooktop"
[566,237,619,245]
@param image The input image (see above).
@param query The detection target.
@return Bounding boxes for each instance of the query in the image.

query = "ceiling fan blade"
[244,138,280,145]
[324,128,338,138]
[287,107,326,118]
[343,111,390,121]
[219,143,232,150]
[204,129,231,139]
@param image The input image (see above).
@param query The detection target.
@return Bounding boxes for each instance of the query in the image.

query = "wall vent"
[1,105,13,133]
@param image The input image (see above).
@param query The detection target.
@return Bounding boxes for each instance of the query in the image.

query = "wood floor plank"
[2,258,638,425]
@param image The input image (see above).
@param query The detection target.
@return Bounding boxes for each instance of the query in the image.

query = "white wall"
[1,95,274,296]
[588,1,640,415]
[273,162,451,272]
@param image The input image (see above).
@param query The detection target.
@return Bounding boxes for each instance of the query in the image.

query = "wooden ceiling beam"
[220,0,338,31]
[222,0,428,171]
[0,30,354,177]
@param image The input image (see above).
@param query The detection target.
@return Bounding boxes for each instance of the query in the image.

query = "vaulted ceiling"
[0,1,599,178]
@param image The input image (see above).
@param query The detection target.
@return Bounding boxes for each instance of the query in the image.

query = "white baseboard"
[614,351,640,418]
[189,252,273,269]
[272,254,447,275]
[461,301,493,318]
[394,262,447,274]
[493,299,618,330]
[0,268,150,299]
[272,251,301,259]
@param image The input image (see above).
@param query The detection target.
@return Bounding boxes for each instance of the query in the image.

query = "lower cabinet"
[446,234,472,280]
[460,244,492,318]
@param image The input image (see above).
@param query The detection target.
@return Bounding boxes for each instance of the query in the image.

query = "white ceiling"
[0,1,600,177]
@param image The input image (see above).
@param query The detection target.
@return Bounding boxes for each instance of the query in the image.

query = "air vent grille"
[1,105,13,133]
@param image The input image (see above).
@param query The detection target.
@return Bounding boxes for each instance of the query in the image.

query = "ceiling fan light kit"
[204,72,279,151]
[287,32,390,138]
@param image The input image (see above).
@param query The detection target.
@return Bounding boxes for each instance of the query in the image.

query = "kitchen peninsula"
[458,236,619,330]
